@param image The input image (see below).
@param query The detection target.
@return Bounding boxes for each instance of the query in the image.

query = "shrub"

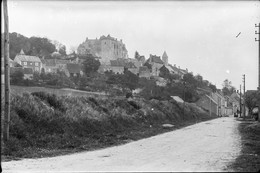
[31,92,66,112]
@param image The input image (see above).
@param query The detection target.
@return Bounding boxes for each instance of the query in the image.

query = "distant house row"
[196,88,245,117]
[10,50,83,78]
[99,51,189,79]
[10,49,190,81]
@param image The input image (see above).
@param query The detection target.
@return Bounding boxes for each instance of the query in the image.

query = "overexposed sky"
[4,0,260,90]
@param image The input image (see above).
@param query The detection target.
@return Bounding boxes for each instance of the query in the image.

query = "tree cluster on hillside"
[222,79,236,96]
[3,32,61,59]
[81,54,101,75]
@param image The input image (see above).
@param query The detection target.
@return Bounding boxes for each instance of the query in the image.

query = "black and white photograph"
[1,0,260,172]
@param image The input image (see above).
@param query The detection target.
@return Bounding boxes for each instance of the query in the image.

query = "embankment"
[2,92,217,160]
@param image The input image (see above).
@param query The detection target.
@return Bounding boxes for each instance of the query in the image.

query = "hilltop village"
[4,33,244,118]
[10,34,189,83]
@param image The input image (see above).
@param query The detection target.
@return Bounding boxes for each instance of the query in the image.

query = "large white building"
[77,35,128,65]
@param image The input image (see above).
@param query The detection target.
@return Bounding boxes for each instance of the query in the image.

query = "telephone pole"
[3,0,10,142]
[255,23,260,89]
[255,23,260,122]
[242,74,246,119]
[239,84,242,118]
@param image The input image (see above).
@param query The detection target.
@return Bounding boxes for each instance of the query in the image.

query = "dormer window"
[23,62,27,65]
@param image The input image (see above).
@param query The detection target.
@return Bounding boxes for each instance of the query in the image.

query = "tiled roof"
[66,63,81,73]
[14,54,41,63]
[110,59,126,67]
[125,62,136,68]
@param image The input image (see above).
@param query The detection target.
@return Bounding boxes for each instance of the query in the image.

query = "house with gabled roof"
[64,63,83,77]
[109,59,126,74]
[144,54,164,76]
[125,62,138,75]
[168,64,188,78]
[41,58,58,73]
[138,66,151,79]
[14,49,42,73]
[196,94,218,117]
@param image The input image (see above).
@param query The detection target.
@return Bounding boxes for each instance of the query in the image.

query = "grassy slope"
[227,119,260,172]
[2,88,216,161]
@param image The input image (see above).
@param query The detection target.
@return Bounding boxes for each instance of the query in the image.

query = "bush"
[31,92,66,112]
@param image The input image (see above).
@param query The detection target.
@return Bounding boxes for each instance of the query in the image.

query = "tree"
[52,40,67,55]
[183,73,197,87]
[10,70,24,85]
[222,79,236,96]
[245,90,259,116]
[82,54,101,75]
[209,83,217,92]
[122,70,139,90]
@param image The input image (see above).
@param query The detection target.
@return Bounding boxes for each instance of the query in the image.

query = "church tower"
[162,51,168,66]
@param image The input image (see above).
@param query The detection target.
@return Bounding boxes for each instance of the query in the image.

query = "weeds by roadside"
[2,92,215,161]
[227,119,260,172]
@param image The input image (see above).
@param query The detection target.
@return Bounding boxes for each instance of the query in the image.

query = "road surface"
[2,116,241,172]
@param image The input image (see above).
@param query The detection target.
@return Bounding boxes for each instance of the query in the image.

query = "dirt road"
[2,117,241,172]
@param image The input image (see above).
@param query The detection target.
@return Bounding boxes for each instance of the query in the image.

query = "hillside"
[2,91,216,160]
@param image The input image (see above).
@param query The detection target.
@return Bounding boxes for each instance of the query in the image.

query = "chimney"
[186,68,188,72]
[174,64,176,67]
[178,66,180,69]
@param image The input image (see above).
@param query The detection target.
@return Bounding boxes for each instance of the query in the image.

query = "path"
[2,117,241,172]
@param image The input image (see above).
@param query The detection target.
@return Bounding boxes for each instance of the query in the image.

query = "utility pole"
[242,74,246,119]
[255,23,260,89]
[255,23,260,122]
[240,84,242,118]
[3,0,10,142]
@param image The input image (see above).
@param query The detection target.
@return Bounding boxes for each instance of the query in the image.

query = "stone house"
[41,59,58,73]
[13,49,42,73]
[169,64,188,78]
[224,95,239,116]
[109,59,125,74]
[211,91,225,117]
[230,92,241,113]
[64,63,83,77]
[144,54,164,76]
[138,66,151,79]
[125,62,138,75]
[196,94,218,116]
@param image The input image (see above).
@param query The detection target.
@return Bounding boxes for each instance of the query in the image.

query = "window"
[23,62,27,65]
[35,62,38,66]
[30,62,33,65]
